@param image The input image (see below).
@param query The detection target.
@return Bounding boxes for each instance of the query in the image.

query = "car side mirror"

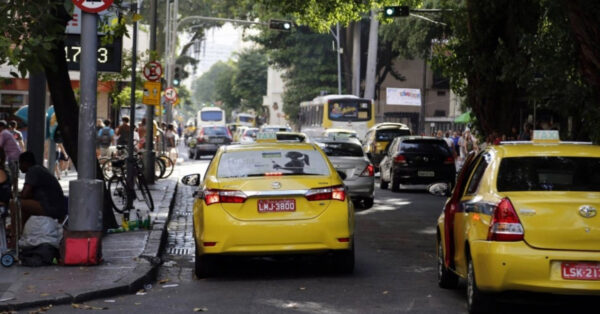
[337,170,347,180]
[181,174,201,186]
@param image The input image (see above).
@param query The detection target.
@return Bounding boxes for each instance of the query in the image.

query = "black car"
[187,125,232,159]
[379,136,455,192]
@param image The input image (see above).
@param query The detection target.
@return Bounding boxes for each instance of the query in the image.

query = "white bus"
[236,112,256,127]
[197,107,226,127]
[299,94,375,140]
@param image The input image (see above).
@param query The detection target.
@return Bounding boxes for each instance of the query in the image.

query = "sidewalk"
[0,174,178,311]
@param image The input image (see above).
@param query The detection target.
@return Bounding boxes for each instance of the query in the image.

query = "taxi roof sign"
[532,130,560,143]
[256,132,277,142]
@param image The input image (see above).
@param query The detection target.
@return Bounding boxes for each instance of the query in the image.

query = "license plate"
[561,262,600,280]
[258,199,296,213]
[418,171,435,177]
[211,138,224,143]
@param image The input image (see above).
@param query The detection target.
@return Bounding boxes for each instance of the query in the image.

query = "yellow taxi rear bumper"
[194,203,353,255]
[470,240,600,294]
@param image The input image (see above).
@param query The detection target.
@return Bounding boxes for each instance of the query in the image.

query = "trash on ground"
[104,300,116,303]
[193,307,208,312]
[71,303,108,310]
[162,284,179,288]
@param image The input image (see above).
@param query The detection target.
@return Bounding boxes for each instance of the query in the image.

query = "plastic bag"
[19,215,63,249]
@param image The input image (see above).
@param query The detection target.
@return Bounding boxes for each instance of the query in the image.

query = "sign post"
[68,0,114,232]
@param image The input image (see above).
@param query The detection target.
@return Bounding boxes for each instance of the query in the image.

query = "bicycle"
[106,154,154,213]
[155,152,174,179]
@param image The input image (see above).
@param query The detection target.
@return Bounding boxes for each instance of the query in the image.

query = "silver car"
[317,138,375,209]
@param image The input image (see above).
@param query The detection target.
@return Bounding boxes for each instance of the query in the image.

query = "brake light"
[444,156,454,165]
[487,198,524,241]
[197,128,205,143]
[226,127,233,139]
[203,190,247,205]
[305,186,346,201]
[394,154,406,164]
[265,172,283,176]
[360,164,374,177]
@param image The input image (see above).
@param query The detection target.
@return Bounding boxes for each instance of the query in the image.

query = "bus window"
[201,110,223,122]
[328,101,371,122]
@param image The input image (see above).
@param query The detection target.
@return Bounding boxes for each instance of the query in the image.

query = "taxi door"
[453,152,490,275]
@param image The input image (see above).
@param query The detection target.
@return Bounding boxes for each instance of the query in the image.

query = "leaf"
[132,14,143,22]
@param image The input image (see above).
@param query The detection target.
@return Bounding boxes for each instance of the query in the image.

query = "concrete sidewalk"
[0,176,178,311]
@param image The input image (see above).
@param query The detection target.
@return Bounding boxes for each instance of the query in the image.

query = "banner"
[386,88,421,106]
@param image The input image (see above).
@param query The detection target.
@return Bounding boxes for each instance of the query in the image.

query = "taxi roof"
[492,142,600,158]
[224,142,318,153]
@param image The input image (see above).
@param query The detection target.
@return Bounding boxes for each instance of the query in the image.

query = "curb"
[0,180,179,311]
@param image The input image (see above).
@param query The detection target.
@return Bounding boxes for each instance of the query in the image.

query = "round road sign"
[164,87,178,101]
[72,0,114,14]
[143,61,163,82]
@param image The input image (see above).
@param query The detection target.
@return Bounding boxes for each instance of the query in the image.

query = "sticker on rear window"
[263,152,281,158]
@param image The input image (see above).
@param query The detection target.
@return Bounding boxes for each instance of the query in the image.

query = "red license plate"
[561,262,600,280]
[258,199,296,213]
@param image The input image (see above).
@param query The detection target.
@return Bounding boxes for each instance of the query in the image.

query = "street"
[30,156,588,314]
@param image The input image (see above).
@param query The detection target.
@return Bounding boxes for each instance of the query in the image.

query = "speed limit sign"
[72,0,114,13]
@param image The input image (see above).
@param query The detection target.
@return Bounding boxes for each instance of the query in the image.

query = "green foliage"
[192,61,237,106]
[232,49,268,111]
[113,87,144,108]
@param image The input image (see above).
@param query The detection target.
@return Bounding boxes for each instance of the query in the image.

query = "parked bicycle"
[105,153,154,213]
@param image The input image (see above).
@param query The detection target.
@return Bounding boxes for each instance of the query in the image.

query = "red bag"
[61,230,103,265]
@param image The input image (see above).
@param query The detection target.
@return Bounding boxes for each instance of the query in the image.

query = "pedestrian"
[8,120,25,151]
[165,123,179,160]
[115,116,131,148]
[137,118,147,150]
[97,119,115,157]
[460,129,478,158]
[11,151,67,232]
[53,129,70,179]
[518,123,533,141]
[0,120,22,192]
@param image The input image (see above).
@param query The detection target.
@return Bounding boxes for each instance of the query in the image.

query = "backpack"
[98,128,111,147]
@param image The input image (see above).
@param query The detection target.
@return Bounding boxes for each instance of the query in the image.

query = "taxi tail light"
[487,198,524,241]
[443,156,454,165]
[305,186,346,201]
[203,189,247,205]
[360,164,374,177]
[394,154,407,164]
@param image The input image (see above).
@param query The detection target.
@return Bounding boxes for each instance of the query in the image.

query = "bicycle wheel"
[135,172,154,211]
[99,157,112,180]
[154,158,165,179]
[159,155,175,179]
[107,176,128,213]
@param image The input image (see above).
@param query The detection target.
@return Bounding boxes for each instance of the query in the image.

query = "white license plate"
[212,138,224,143]
[258,199,296,213]
[561,262,600,280]
[418,171,435,177]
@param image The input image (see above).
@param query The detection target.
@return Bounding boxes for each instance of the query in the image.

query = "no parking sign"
[72,0,114,13]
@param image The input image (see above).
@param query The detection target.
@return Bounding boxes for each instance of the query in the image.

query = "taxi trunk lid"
[508,192,600,251]
[216,177,333,221]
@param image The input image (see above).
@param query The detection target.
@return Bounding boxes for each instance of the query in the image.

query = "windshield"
[376,129,411,141]
[262,126,291,132]
[328,100,371,122]
[218,150,330,177]
[239,116,254,123]
[400,140,451,155]
[244,129,258,137]
[320,142,364,157]
[497,157,600,192]
[202,126,229,136]
[201,111,223,122]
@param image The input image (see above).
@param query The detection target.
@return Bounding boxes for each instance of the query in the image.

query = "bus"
[299,94,375,140]
[197,107,226,127]
[235,112,256,127]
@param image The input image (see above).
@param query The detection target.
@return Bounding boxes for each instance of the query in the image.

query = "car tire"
[390,172,400,192]
[332,243,354,274]
[188,151,194,160]
[362,197,374,209]
[437,240,459,289]
[195,247,218,278]
[380,174,389,190]
[194,151,201,160]
[467,257,493,314]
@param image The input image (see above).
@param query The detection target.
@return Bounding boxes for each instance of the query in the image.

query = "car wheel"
[195,151,201,160]
[331,242,354,274]
[362,197,374,209]
[467,257,493,314]
[390,171,400,192]
[437,240,459,289]
[188,151,194,159]
[194,247,218,278]
[379,174,389,190]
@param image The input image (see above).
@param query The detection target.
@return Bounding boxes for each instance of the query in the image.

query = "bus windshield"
[239,116,254,123]
[328,100,371,122]
[201,111,223,122]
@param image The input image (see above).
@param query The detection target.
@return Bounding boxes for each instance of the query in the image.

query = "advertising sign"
[386,88,422,106]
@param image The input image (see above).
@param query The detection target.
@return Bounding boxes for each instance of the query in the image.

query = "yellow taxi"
[436,131,600,313]
[181,136,355,278]
[362,123,411,169]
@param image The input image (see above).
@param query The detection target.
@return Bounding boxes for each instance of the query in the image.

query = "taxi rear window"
[497,157,600,192]
[217,149,330,178]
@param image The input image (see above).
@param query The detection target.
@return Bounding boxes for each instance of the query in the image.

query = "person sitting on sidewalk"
[11,152,67,231]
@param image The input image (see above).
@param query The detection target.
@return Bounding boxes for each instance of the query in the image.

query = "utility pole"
[364,10,379,101]
[126,2,138,211]
[69,9,103,232]
[166,0,179,124]
[352,21,361,96]
[144,0,157,184]
[27,74,46,166]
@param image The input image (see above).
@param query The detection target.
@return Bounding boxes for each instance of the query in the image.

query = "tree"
[232,49,268,112]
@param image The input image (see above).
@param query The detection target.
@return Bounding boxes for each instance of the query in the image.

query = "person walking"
[8,120,25,151]
[0,120,22,192]
[97,119,115,157]
[115,116,131,148]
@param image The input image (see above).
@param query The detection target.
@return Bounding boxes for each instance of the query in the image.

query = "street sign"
[142,81,162,106]
[73,0,114,13]
[164,87,177,102]
[143,61,163,81]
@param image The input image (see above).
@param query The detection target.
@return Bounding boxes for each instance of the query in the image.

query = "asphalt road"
[43,157,596,314]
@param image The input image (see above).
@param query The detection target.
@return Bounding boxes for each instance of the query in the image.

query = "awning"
[454,111,473,123]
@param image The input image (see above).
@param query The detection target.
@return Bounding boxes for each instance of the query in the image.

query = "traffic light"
[383,6,410,17]
[173,65,181,87]
[269,19,292,31]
